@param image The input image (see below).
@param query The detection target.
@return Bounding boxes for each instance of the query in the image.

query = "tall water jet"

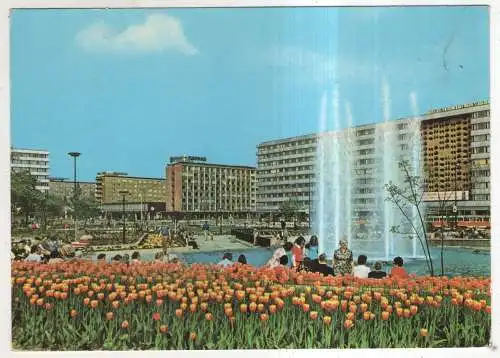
[410,91,425,258]
[315,79,424,260]
[381,76,393,260]
[317,92,328,255]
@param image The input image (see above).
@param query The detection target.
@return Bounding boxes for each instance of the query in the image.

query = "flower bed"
[11,261,490,350]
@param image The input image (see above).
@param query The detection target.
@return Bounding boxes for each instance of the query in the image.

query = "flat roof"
[168,162,256,170]
[11,147,49,153]
[98,174,165,181]
[49,178,96,184]
[258,100,489,147]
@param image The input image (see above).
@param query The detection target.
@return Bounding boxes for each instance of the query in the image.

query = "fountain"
[315,86,424,261]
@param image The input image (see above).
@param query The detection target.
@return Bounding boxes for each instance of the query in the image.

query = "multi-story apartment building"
[256,134,317,213]
[257,100,490,221]
[256,118,417,216]
[422,100,490,218]
[49,178,97,201]
[166,156,256,213]
[10,147,50,192]
[95,172,166,205]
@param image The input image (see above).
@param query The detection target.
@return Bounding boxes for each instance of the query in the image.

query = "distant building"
[257,100,490,222]
[95,172,166,205]
[49,178,96,201]
[422,100,490,220]
[256,119,417,217]
[10,147,50,192]
[256,134,317,213]
[166,156,256,214]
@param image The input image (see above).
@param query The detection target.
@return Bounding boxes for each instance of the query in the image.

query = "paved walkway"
[86,235,257,258]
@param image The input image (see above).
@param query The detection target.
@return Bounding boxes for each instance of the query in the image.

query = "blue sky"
[10,6,489,181]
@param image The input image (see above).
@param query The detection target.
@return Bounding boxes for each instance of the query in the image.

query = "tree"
[11,170,44,225]
[279,197,300,221]
[385,160,435,276]
[68,186,100,229]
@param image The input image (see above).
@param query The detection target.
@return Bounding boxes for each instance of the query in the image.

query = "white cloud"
[76,14,198,55]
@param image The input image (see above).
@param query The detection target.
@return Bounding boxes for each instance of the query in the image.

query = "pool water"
[89,246,490,277]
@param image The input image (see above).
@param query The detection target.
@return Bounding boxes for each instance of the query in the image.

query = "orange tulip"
[260,313,269,322]
[189,332,197,341]
[205,313,213,321]
[90,300,99,309]
[302,304,310,313]
[112,300,120,309]
[381,311,390,321]
[257,304,265,313]
[269,304,277,314]
[403,309,411,318]
[152,312,161,321]
[343,319,354,329]
[309,311,318,320]
[346,312,355,321]
[363,311,371,321]
[396,308,403,317]
[106,312,114,320]
[323,316,332,325]
[160,325,168,333]
[410,305,418,315]
[240,303,248,313]
[249,302,257,313]
[420,328,428,337]
[70,309,78,318]
[190,303,197,313]
[175,309,183,317]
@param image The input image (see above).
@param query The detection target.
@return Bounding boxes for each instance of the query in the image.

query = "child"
[390,256,409,279]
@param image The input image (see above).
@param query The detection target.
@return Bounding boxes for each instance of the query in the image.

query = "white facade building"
[11,147,50,192]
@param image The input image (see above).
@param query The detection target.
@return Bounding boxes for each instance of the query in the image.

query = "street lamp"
[139,194,143,222]
[119,190,129,243]
[454,163,460,228]
[68,152,81,242]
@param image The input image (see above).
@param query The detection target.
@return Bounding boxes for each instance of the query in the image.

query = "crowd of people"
[263,236,410,278]
[14,233,410,279]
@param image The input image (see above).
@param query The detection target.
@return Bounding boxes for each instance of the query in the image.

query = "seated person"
[25,245,42,262]
[310,254,334,276]
[188,238,199,249]
[237,255,247,264]
[218,253,233,267]
[352,255,371,278]
[97,253,106,262]
[390,256,409,278]
[131,251,141,264]
[368,261,387,279]
[278,255,289,267]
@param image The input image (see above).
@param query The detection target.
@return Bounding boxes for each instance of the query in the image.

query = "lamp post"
[219,205,223,235]
[68,152,81,242]
[119,190,129,243]
[139,194,143,222]
[454,163,460,228]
